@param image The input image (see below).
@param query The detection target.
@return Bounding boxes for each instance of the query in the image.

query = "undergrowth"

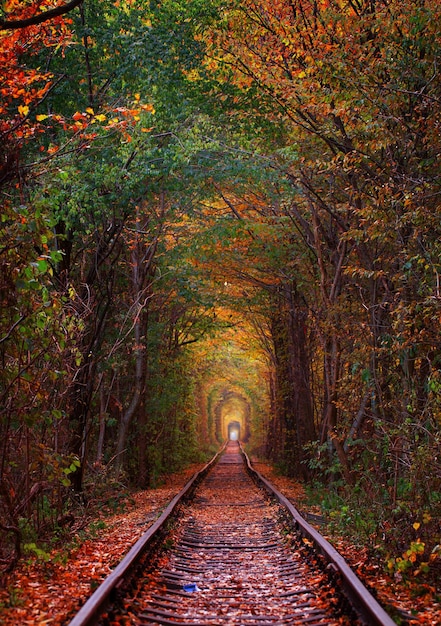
[304,479,441,589]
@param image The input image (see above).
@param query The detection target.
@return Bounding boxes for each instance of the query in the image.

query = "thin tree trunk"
[96,375,106,463]
[115,313,145,469]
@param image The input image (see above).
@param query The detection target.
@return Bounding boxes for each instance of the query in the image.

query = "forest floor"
[0,461,440,625]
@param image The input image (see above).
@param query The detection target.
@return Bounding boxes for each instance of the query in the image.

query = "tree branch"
[0,0,83,30]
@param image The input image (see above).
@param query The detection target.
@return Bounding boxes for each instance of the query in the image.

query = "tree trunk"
[68,221,124,492]
[270,281,315,478]
[96,374,106,463]
[114,204,160,471]
[115,312,146,470]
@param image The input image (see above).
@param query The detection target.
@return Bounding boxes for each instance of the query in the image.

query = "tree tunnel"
[213,389,251,442]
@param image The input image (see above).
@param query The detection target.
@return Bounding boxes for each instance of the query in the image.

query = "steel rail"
[68,442,227,626]
[240,443,397,626]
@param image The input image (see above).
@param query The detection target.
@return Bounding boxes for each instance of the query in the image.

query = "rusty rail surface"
[240,443,397,626]
[68,442,397,626]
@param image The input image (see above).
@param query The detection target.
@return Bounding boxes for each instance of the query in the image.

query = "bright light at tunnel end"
[229,429,239,441]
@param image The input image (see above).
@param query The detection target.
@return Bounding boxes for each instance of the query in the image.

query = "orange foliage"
[0,2,74,177]
[0,8,155,179]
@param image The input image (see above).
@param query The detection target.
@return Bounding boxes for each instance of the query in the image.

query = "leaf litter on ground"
[0,460,439,625]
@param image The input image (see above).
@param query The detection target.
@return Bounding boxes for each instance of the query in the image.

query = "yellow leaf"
[140,103,155,114]
[302,538,312,547]
[86,107,94,115]
[18,104,29,116]
[94,114,107,122]
[36,114,49,121]
[413,522,421,530]
[134,93,141,101]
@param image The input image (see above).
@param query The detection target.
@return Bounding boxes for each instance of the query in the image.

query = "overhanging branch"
[0,0,83,30]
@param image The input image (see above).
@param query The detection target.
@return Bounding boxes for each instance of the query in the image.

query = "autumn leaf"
[18,104,29,116]
[140,103,155,113]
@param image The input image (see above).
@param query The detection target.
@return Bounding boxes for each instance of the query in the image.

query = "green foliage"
[386,513,440,580]
[23,542,51,563]
[2,0,441,585]
[0,586,24,609]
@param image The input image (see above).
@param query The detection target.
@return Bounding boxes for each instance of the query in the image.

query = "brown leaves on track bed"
[1,459,439,625]
[0,464,205,626]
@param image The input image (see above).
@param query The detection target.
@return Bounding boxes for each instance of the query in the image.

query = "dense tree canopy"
[1,0,440,582]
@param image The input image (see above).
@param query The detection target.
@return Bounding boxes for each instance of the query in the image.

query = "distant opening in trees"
[228,421,241,441]
[213,389,251,443]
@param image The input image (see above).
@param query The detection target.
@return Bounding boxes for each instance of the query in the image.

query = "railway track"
[69,442,397,626]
